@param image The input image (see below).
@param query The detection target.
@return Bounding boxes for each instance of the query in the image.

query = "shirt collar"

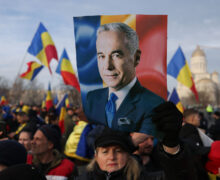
[109,77,137,98]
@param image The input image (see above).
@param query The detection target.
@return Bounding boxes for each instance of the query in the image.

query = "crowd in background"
[0,100,220,180]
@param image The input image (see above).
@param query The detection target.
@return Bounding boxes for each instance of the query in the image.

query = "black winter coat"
[75,143,197,180]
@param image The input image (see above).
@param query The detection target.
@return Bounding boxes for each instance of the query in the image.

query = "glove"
[152,101,183,147]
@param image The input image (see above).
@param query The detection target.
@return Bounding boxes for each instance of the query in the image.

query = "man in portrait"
[84,22,164,134]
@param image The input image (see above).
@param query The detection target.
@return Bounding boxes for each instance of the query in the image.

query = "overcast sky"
[0,0,220,92]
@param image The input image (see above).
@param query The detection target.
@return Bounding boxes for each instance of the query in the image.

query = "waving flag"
[45,83,53,111]
[56,49,80,92]
[74,15,167,106]
[28,22,58,74]
[56,94,68,134]
[20,61,43,81]
[0,96,7,106]
[167,47,199,102]
[64,121,94,162]
[168,88,184,113]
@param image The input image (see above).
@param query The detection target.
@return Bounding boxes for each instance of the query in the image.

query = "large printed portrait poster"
[73,15,167,135]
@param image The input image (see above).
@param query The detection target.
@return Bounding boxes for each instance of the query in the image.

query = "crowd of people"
[0,100,220,180]
[1,21,220,179]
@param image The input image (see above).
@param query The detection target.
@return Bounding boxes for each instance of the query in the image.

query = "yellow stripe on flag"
[177,61,193,88]
[41,32,54,47]
[37,49,48,67]
[176,102,184,113]
[61,58,74,74]
[101,14,136,30]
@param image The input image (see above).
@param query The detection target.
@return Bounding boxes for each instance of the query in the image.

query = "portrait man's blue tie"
[105,93,118,128]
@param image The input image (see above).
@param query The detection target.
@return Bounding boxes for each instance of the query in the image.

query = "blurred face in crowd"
[95,145,129,173]
[137,135,154,155]
[17,113,28,124]
[187,113,200,127]
[67,109,74,116]
[0,164,7,172]
[31,130,53,155]
[19,131,32,152]
[96,31,139,92]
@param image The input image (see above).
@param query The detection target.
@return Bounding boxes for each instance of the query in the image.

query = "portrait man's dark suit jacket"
[84,80,164,134]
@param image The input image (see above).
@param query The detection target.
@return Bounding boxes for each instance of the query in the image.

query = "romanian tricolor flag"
[73,15,167,106]
[56,49,80,92]
[167,47,199,102]
[56,94,68,134]
[168,88,184,113]
[20,61,43,81]
[64,121,94,162]
[0,96,7,106]
[45,83,53,111]
[28,22,58,74]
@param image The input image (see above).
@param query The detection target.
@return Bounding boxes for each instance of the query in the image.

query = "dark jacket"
[209,118,220,140]
[0,164,46,180]
[179,123,210,180]
[75,143,197,180]
[27,150,77,180]
[85,80,164,134]
[75,163,150,180]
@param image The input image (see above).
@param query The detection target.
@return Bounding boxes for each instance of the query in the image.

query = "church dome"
[212,71,218,75]
[192,45,206,57]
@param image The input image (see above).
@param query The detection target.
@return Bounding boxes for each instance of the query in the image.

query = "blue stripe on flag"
[167,47,186,78]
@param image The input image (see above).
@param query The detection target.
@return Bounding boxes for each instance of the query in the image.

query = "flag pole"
[13,51,28,86]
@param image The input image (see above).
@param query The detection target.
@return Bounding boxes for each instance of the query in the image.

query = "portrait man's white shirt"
[108,77,137,110]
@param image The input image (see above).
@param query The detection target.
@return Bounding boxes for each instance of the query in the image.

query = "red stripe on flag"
[136,15,167,99]
[190,77,199,102]
[45,45,58,62]
[46,100,53,111]
[61,71,80,92]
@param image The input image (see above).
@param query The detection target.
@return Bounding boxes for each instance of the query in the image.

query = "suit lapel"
[112,81,142,128]
[96,88,109,125]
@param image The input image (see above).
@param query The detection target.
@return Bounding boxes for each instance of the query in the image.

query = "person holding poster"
[84,22,164,134]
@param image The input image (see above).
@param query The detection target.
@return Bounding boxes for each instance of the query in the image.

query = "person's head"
[18,128,33,152]
[46,107,59,125]
[213,111,220,120]
[88,128,140,179]
[96,23,141,92]
[183,108,200,127]
[66,107,75,116]
[16,105,30,124]
[31,125,61,156]
[0,140,27,172]
[16,112,29,124]
[134,134,154,156]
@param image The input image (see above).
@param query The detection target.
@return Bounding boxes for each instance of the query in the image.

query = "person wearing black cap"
[27,124,78,179]
[76,128,143,180]
[77,102,198,180]
[0,139,27,171]
[0,140,46,179]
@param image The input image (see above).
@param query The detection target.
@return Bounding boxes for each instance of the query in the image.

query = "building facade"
[177,46,220,107]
